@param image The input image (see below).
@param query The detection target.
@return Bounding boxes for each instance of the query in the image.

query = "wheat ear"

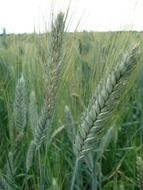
[33,13,65,149]
[30,13,65,151]
[136,156,143,190]
[70,45,139,190]
[26,103,49,171]
[74,45,139,160]
[14,75,26,132]
[44,12,65,116]
[34,103,50,148]
[64,105,76,143]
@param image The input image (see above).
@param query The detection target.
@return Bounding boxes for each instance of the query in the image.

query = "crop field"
[1,12,143,190]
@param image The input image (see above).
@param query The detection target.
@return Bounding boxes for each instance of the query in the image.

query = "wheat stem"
[70,159,79,190]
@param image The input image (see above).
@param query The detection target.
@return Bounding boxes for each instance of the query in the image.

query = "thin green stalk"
[43,142,50,190]
[38,149,42,190]
[70,159,79,190]
[91,165,97,190]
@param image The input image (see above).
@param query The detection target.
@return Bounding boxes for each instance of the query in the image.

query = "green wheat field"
[1,12,143,190]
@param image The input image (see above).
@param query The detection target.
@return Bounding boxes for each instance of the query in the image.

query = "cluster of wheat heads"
[0,12,66,189]
[1,11,143,190]
[70,45,140,190]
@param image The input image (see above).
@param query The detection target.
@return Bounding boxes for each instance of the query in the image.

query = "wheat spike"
[34,13,65,149]
[136,156,143,190]
[44,12,65,116]
[14,75,26,131]
[74,45,139,160]
[34,103,50,148]
[64,105,76,143]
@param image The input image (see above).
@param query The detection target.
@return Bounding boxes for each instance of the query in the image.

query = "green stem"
[70,159,79,190]
[91,167,97,190]
[38,149,42,189]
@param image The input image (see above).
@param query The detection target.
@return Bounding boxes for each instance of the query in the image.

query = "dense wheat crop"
[0,12,143,190]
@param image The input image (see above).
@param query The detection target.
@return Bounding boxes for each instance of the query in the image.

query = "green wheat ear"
[31,12,65,150]
[26,103,49,171]
[14,75,26,132]
[34,103,50,148]
[28,12,65,151]
[74,45,139,160]
[44,12,65,116]
[70,45,140,190]
[136,156,143,190]
[64,105,76,144]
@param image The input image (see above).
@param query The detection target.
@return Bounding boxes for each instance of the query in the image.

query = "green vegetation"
[0,12,143,190]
